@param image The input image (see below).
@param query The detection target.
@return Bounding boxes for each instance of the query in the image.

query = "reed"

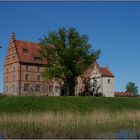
[0,110,140,138]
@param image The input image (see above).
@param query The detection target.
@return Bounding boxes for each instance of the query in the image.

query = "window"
[37,75,40,81]
[13,75,15,81]
[26,65,29,71]
[12,85,15,93]
[6,68,8,73]
[34,57,42,62]
[22,47,28,53]
[24,84,29,91]
[25,74,29,80]
[6,76,8,82]
[5,86,8,93]
[108,79,111,84]
[43,85,48,93]
[49,86,53,93]
[37,66,40,72]
[7,57,10,61]
[36,84,41,92]
[13,66,15,71]
[55,86,60,92]
[12,55,16,60]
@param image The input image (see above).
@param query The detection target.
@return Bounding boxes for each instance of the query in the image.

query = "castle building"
[4,33,60,96]
[4,33,115,97]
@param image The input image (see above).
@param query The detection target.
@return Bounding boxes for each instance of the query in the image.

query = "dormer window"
[34,57,42,62]
[22,47,28,53]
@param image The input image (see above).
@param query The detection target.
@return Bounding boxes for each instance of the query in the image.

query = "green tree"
[39,27,100,96]
[125,82,139,96]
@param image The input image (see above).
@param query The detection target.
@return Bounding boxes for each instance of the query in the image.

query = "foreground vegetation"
[0,96,139,113]
[0,110,140,138]
[0,96,139,138]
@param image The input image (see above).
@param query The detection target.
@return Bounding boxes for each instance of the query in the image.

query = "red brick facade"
[4,33,60,96]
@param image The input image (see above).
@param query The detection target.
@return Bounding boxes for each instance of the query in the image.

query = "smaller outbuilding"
[76,62,115,97]
[114,92,134,97]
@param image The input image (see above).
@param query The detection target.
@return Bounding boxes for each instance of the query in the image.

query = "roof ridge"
[16,40,39,45]
[99,67,114,77]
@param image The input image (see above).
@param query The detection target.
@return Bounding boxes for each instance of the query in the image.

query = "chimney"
[10,32,16,43]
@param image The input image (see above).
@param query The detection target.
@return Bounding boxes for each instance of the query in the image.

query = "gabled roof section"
[15,40,46,64]
[99,67,114,77]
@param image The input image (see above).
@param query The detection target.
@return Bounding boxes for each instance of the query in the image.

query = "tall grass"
[0,110,140,138]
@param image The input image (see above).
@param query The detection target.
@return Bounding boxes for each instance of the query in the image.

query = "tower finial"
[105,64,109,69]
[10,32,16,43]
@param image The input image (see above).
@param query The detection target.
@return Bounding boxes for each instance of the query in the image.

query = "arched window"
[36,84,41,92]
[12,85,15,93]
[24,84,29,91]
[49,86,53,93]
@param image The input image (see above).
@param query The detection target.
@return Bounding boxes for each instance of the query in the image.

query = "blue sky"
[0,2,140,93]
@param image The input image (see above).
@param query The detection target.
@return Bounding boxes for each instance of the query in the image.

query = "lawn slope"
[0,96,139,113]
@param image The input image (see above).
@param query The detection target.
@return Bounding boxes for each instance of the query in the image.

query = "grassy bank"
[0,96,139,138]
[0,110,140,138]
[0,96,139,113]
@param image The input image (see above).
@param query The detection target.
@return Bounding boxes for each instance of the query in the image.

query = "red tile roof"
[99,67,114,77]
[15,40,46,64]
[114,92,134,97]
[14,40,114,79]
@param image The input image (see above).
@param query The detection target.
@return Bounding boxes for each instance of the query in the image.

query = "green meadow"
[0,96,139,113]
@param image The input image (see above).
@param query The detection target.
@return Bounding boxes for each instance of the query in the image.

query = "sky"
[0,1,140,93]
